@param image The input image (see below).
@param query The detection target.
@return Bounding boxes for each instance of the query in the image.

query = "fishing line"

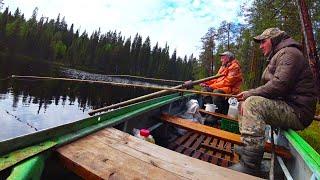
[0,76,11,81]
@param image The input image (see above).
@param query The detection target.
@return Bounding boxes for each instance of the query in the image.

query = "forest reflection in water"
[0,55,155,140]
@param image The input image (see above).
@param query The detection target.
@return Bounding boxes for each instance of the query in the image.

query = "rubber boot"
[229,145,269,179]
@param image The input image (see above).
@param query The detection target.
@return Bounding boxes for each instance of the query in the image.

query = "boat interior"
[42,94,291,179]
[1,94,302,179]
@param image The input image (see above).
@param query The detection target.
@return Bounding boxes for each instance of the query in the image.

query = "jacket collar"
[268,37,302,61]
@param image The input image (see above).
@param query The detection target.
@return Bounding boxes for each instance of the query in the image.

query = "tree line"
[0,0,319,89]
[0,7,194,81]
[198,0,320,90]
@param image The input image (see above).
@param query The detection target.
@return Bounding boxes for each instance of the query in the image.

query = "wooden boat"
[0,93,319,179]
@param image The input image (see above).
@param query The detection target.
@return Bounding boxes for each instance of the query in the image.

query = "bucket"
[204,104,218,112]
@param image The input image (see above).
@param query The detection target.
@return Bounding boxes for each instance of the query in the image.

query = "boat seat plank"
[57,131,182,179]
[57,127,256,180]
[161,113,292,159]
[161,113,241,144]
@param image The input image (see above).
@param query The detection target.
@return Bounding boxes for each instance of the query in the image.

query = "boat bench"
[160,113,292,159]
[56,127,256,179]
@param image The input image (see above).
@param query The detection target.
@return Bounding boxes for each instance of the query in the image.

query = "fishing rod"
[88,74,224,115]
[10,75,320,121]
[104,74,184,83]
[11,75,232,97]
[11,74,226,115]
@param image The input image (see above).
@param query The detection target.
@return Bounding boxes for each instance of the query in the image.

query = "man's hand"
[236,91,249,101]
[183,80,193,89]
[200,83,208,87]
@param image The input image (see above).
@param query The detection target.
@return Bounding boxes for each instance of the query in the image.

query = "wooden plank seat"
[56,127,256,180]
[160,113,292,159]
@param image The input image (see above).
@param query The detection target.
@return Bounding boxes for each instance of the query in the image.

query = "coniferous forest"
[198,0,320,90]
[0,0,320,89]
[0,0,320,153]
[0,6,194,81]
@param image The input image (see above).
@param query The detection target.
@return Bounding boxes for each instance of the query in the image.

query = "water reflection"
[0,55,153,140]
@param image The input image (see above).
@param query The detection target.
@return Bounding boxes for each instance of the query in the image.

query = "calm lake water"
[0,55,156,141]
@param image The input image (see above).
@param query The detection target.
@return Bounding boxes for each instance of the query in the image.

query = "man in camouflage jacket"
[230,27,317,177]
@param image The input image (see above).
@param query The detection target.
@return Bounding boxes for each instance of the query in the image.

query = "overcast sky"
[3,0,251,58]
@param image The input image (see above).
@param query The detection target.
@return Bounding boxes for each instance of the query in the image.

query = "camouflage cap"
[253,27,285,42]
[219,51,235,60]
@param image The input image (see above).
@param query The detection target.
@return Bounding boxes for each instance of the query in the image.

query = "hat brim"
[253,35,266,43]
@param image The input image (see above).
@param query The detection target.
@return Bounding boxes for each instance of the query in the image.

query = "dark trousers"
[202,88,229,115]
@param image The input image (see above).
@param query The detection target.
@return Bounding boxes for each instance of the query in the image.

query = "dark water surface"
[0,55,154,141]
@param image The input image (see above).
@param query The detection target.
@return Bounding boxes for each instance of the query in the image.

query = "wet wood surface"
[57,127,256,180]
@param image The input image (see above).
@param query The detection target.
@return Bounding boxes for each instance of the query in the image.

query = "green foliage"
[298,120,320,153]
[52,40,66,60]
[0,8,193,81]
[196,0,320,151]
[230,0,318,89]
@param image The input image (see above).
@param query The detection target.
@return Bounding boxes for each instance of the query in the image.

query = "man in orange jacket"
[201,51,243,122]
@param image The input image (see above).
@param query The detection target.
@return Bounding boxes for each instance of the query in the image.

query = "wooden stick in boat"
[88,74,224,115]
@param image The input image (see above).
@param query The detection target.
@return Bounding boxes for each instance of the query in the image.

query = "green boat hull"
[1,93,320,179]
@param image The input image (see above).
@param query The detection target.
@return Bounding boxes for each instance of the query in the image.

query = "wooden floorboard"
[161,113,292,159]
[57,128,256,180]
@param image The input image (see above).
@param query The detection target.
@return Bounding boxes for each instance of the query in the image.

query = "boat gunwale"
[0,93,190,171]
[284,129,320,179]
[3,92,320,180]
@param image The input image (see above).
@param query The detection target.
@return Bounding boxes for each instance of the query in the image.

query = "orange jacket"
[204,59,243,94]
